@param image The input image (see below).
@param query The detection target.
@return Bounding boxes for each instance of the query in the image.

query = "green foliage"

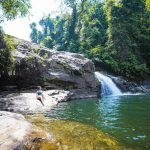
[0,0,30,82]
[0,0,31,22]
[25,56,34,62]
[103,0,150,79]
[29,0,150,80]
[29,22,38,43]
[146,0,150,11]
[42,53,48,61]
[78,2,107,56]
[0,32,14,78]
[41,36,53,49]
[0,26,4,32]
[57,59,69,69]
[39,14,54,36]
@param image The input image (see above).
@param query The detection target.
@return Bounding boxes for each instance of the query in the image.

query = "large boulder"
[0,111,54,150]
[11,37,99,99]
[109,75,150,94]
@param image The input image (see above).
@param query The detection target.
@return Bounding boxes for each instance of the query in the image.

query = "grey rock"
[0,111,53,150]
[109,75,150,94]
[0,90,71,114]
[11,37,99,99]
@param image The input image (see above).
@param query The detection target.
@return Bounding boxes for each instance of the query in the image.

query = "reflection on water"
[45,95,150,149]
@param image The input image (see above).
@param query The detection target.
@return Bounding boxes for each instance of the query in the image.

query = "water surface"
[45,95,150,149]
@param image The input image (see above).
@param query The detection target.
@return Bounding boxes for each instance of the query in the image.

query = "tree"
[0,30,14,79]
[0,0,31,22]
[52,16,65,48]
[62,0,79,51]
[29,0,150,80]
[30,22,38,43]
[0,0,31,82]
[29,14,68,49]
[41,36,53,49]
[39,15,54,37]
[103,0,149,79]
[78,1,107,58]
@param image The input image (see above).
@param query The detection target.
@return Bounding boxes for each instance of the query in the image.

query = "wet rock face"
[12,38,99,99]
[110,75,150,94]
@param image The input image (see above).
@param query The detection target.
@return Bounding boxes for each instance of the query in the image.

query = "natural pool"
[44,95,150,150]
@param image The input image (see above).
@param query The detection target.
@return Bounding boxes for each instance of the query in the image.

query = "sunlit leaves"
[146,0,150,11]
[103,0,150,79]
[0,0,31,22]
[28,0,150,79]
[0,33,14,77]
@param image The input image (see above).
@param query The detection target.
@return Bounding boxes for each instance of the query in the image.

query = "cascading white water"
[95,72,122,97]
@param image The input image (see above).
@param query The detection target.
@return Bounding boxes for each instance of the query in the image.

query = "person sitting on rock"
[36,86,45,106]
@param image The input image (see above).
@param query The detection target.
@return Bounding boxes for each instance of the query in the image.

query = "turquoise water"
[46,95,150,149]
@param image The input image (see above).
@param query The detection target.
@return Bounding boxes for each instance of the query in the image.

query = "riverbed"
[0,92,150,149]
[44,95,150,149]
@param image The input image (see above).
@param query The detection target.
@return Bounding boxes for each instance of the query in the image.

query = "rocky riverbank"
[0,90,71,114]
[0,88,126,150]
[0,111,55,150]
[0,37,99,99]
[109,75,150,94]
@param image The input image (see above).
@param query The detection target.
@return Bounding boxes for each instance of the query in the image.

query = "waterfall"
[95,72,122,97]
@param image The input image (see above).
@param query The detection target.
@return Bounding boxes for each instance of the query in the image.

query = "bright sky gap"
[2,0,61,41]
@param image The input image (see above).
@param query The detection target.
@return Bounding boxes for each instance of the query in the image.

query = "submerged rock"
[0,111,125,149]
[0,111,124,150]
[0,111,54,150]
[26,114,125,150]
[10,37,99,99]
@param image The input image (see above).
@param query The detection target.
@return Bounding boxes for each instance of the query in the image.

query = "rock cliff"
[109,75,150,94]
[11,37,99,99]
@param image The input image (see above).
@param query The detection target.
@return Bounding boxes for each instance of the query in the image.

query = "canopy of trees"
[0,0,31,22]
[30,0,150,80]
[0,0,31,81]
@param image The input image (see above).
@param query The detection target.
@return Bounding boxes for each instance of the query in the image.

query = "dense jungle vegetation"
[29,0,150,80]
[0,0,150,81]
